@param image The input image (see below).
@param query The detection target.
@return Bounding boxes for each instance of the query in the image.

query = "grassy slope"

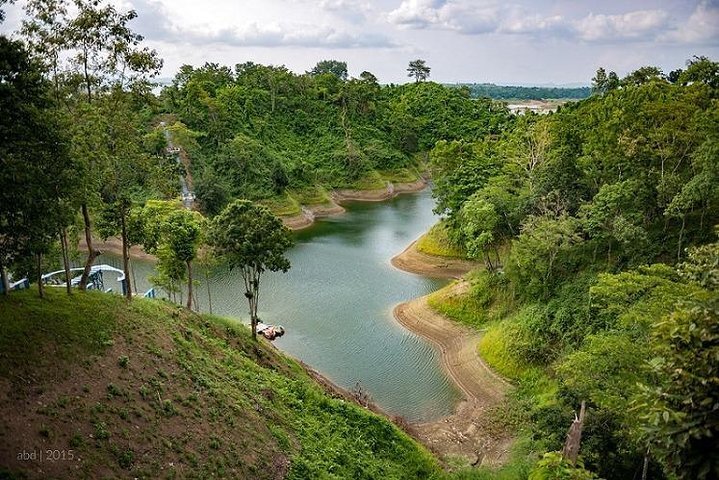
[416,223,468,259]
[0,290,442,480]
[426,270,553,477]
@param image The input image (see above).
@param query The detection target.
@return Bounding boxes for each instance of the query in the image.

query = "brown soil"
[78,236,157,262]
[391,240,481,279]
[283,179,428,230]
[393,282,514,467]
[0,310,288,480]
[332,178,428,202]
[280,201,346,231]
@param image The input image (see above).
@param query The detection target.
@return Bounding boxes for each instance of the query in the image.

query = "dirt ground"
[391,240,481,279]
[331,178,428,202]
[394,282,514,467]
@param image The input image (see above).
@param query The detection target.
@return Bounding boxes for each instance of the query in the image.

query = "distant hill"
[448,83,591,100]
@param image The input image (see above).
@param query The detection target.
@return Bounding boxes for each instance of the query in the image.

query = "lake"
[104,189,460,422]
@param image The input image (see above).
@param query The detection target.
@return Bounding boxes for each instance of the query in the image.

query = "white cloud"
[319,0,373,21]
[666,0,719,44]
[385,0,718,46]
[573,10,670,42]
[129,0,396,48]
[386,0,446,29]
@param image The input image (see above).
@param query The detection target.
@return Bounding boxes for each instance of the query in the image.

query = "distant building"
[507,103,557,115]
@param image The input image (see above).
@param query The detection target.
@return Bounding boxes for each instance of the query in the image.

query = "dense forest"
[160,61,510,214]
[449,83,591,100]
[1,0,718,478]
[428,56,719,479]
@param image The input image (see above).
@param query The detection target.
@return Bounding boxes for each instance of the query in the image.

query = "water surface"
[106,190,460,422]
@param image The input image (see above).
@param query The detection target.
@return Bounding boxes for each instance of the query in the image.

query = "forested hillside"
[428,56,719,479]
[451,83,590,100]
[159,62,510,213]
[2,0,718,478]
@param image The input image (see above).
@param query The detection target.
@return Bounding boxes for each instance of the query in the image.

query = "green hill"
[0,290,441,479]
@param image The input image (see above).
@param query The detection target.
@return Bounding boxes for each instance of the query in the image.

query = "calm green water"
[103,190,461,422]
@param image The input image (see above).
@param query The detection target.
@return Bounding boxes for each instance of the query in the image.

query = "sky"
[2,0,719,85]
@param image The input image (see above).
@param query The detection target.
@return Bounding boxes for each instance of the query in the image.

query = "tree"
[679,56,719,89]
[529,452,598,479]
[194,169,231,217]
[209,200,293,340]
[0,36,75,297]
[591,67,607,95]
[634,238,719,479]
[507,215,581,299]
[309,59,348,80]
[460,194,501,271]
[622,66,664,86]
[22,0,162,292]
[407,59,430,83]
[162,209,204,310]
[637,296,719,479]
[359,70,378,84]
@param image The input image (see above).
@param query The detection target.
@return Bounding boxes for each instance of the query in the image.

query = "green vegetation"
[3,0,718,477]
[160,61,509,216]
[416,222,467,258]
[208,200,294,339]
[0,289,444,479]
[429,58,719,479]
[451,84,591,100]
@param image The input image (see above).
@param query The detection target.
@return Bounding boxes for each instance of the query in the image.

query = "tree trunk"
[36,253,44,299]
[120,213,132,300]
[79,203,99,290]
[677,215,686,261]
[83,43,92,103]
[562,401,586,465]
[494,245,502,269]
[641,446,650,480]
[60,228,72,295]
[205,267,213,315]
[484,252,494,272]
[0,263,9,295]
[186,260,193,310]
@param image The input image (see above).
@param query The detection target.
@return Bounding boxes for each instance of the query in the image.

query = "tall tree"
[309,59,348,80]
[591,67,608,95]
[209,200,293,340]
[161,209,204,310]
[22,0,162,291]
[0,36,75,297]
[407,59,430,83]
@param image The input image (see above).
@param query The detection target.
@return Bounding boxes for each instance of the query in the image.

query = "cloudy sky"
[2,0,719,85]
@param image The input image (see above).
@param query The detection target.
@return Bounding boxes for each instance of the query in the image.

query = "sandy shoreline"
[332,178,428,203]
[281,178,429,230]
[391,239,481,279]
[78,236,157,262]
[393,283,513,467]
[279,200,346,230]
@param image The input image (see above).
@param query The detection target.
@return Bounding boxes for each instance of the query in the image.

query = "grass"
[259,191,302,216]
[0,289,443,479]
[345,170,387,190]
[416,222,467,258]
[428,270,515,329]
[378,167,423,184]
[424,267,558,478]
[289,186,333,206]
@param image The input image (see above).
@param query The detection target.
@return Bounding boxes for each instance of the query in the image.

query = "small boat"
[256,322,286,340]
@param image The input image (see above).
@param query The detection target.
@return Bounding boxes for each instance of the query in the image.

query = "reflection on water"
[101,190,460,422]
